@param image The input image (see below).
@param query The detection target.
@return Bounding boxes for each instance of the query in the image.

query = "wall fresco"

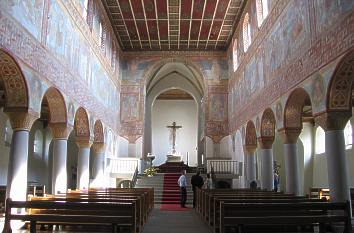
[315,0,354,34]
[23,67,47,113]
[0,0,44,40]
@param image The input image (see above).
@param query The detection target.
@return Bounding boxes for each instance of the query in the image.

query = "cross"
[166,121,182,154]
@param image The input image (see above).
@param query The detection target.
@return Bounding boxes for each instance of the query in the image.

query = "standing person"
[177,170,187,208]
[274,173,279,192]
[204,173,213,189]
[191,171,204,208]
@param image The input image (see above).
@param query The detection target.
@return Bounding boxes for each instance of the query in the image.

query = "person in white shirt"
[177,170,187,207]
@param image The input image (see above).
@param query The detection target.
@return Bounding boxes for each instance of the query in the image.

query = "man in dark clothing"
[191,171,204,208]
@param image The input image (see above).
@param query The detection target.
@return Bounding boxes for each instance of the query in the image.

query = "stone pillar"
[244,145,257,187]
[316,112,351,203]
[128,143,136,157]
[279,129,301,195]
[5,112,37,201]
[258,138,274,191]
[76,140,93,190]
[91,142,105,186]
[49,123,71,194]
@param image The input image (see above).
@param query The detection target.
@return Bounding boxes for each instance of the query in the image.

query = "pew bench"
[219,201,352,233]
[3,198,138,233]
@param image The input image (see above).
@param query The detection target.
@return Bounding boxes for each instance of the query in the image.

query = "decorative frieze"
[315,112,352,131]
[6,112,37,131]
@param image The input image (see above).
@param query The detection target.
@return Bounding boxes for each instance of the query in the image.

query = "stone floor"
[142,208,212,233]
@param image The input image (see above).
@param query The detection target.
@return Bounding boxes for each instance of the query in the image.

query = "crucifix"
[166,121,182,154]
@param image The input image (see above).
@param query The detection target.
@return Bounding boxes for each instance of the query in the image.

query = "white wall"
[220,135,232,158]
[0,111,10,185]
[152,99,197,166]
[118,136,129,157]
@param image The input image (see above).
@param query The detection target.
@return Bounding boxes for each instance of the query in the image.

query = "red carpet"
[160,173,189,211]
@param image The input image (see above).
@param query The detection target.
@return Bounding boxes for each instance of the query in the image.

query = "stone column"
[5,112,37,201]
[258,138,274,191]
[316,112,351,203]
[91,142,105,186]
[244,145,257,186]
[279,129,301,195]
[76,140,93,190]
[49,123,71,194]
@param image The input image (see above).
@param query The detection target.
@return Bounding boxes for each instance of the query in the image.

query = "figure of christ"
[166,121,182,154]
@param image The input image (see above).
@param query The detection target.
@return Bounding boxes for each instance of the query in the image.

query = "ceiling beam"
[116,0,133,49]
[141,0,152,49]
[205,0,219,49]
[197,0,207,48]
[215,0,232,49]
[128,0,143,49]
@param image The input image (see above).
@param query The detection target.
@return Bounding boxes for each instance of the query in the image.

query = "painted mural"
[121,94,139,122]
[46,0,119,112]
[0,0,44,40]
[265,0,310,77]
[315,0,354,34]
[209,94,227,121]
[197,58,229,81]
[23,67,47,113]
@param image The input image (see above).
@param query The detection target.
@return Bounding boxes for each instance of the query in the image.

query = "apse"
[151,88,198,166]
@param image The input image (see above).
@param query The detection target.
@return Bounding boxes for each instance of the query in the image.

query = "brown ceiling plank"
[158,20,168,40]
[143,0,156,19]
[215,0,229,19]
[192,0,205,19]
[190,20,201,40]
[136,20,149,40]
[147,20,159,40]
[131,0,145,19]
[204,0,217,19]
[209,21,222,40]
[156,0,167,19]
[179,20,190,40]
[181,0,192,19]
[199,20,212,40]
[125,20,140,40]
[119,0,134,19]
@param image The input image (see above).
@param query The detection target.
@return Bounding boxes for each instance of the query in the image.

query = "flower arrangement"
[144,167,158,177]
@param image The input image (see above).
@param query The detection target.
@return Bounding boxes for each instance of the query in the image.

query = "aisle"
[142,208,212,233]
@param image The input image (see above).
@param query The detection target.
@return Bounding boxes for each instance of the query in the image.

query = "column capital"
[315,111,351,131]
[92,142,105,154]
[49,123,72,139]
[5,112,37,131]
[243,145,257,154]
[278,128,301,144]
[258,137,274,149]
[76,137,93,148]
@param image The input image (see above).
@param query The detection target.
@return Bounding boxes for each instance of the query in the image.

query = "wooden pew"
[3,198,138,233]
[0,185,6,214]
[219,201,352,233]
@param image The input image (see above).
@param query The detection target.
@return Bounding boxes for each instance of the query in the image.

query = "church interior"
[0,0,353,232]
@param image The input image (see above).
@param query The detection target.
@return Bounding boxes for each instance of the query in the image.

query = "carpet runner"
[160,173,188,211]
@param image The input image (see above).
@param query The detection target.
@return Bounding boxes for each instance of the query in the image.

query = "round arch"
[284,88,312,130]
[327,49,354,113]
[42,87,67,124]
[94,120,104,144]
[74,107,90,139]
[260,108,276,140]
[0,49,29,111]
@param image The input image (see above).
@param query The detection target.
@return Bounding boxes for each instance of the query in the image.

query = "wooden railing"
[207,160,242,176]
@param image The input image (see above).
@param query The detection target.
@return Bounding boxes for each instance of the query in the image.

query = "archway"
[244,120,257,187]
[143,62,205,168]
[151,88,198,166]
[282,87,313,195]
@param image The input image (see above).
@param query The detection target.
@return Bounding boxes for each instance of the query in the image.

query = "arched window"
[33,130,43,157]
[98,23,103,47]
[4,119,12,146]
[243,13,251,52]
[233,39,238,71]
[344,121,352,150]
[256,0,269,27]
[315,126,325,154]
[83,0,89,21]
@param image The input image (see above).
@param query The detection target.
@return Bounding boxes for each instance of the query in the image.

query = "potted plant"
[144,167,158,177]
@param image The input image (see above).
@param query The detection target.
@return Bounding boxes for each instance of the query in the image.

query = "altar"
[166,154,182,162]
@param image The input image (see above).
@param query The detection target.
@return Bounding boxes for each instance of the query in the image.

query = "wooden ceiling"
[103,0,246,51]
